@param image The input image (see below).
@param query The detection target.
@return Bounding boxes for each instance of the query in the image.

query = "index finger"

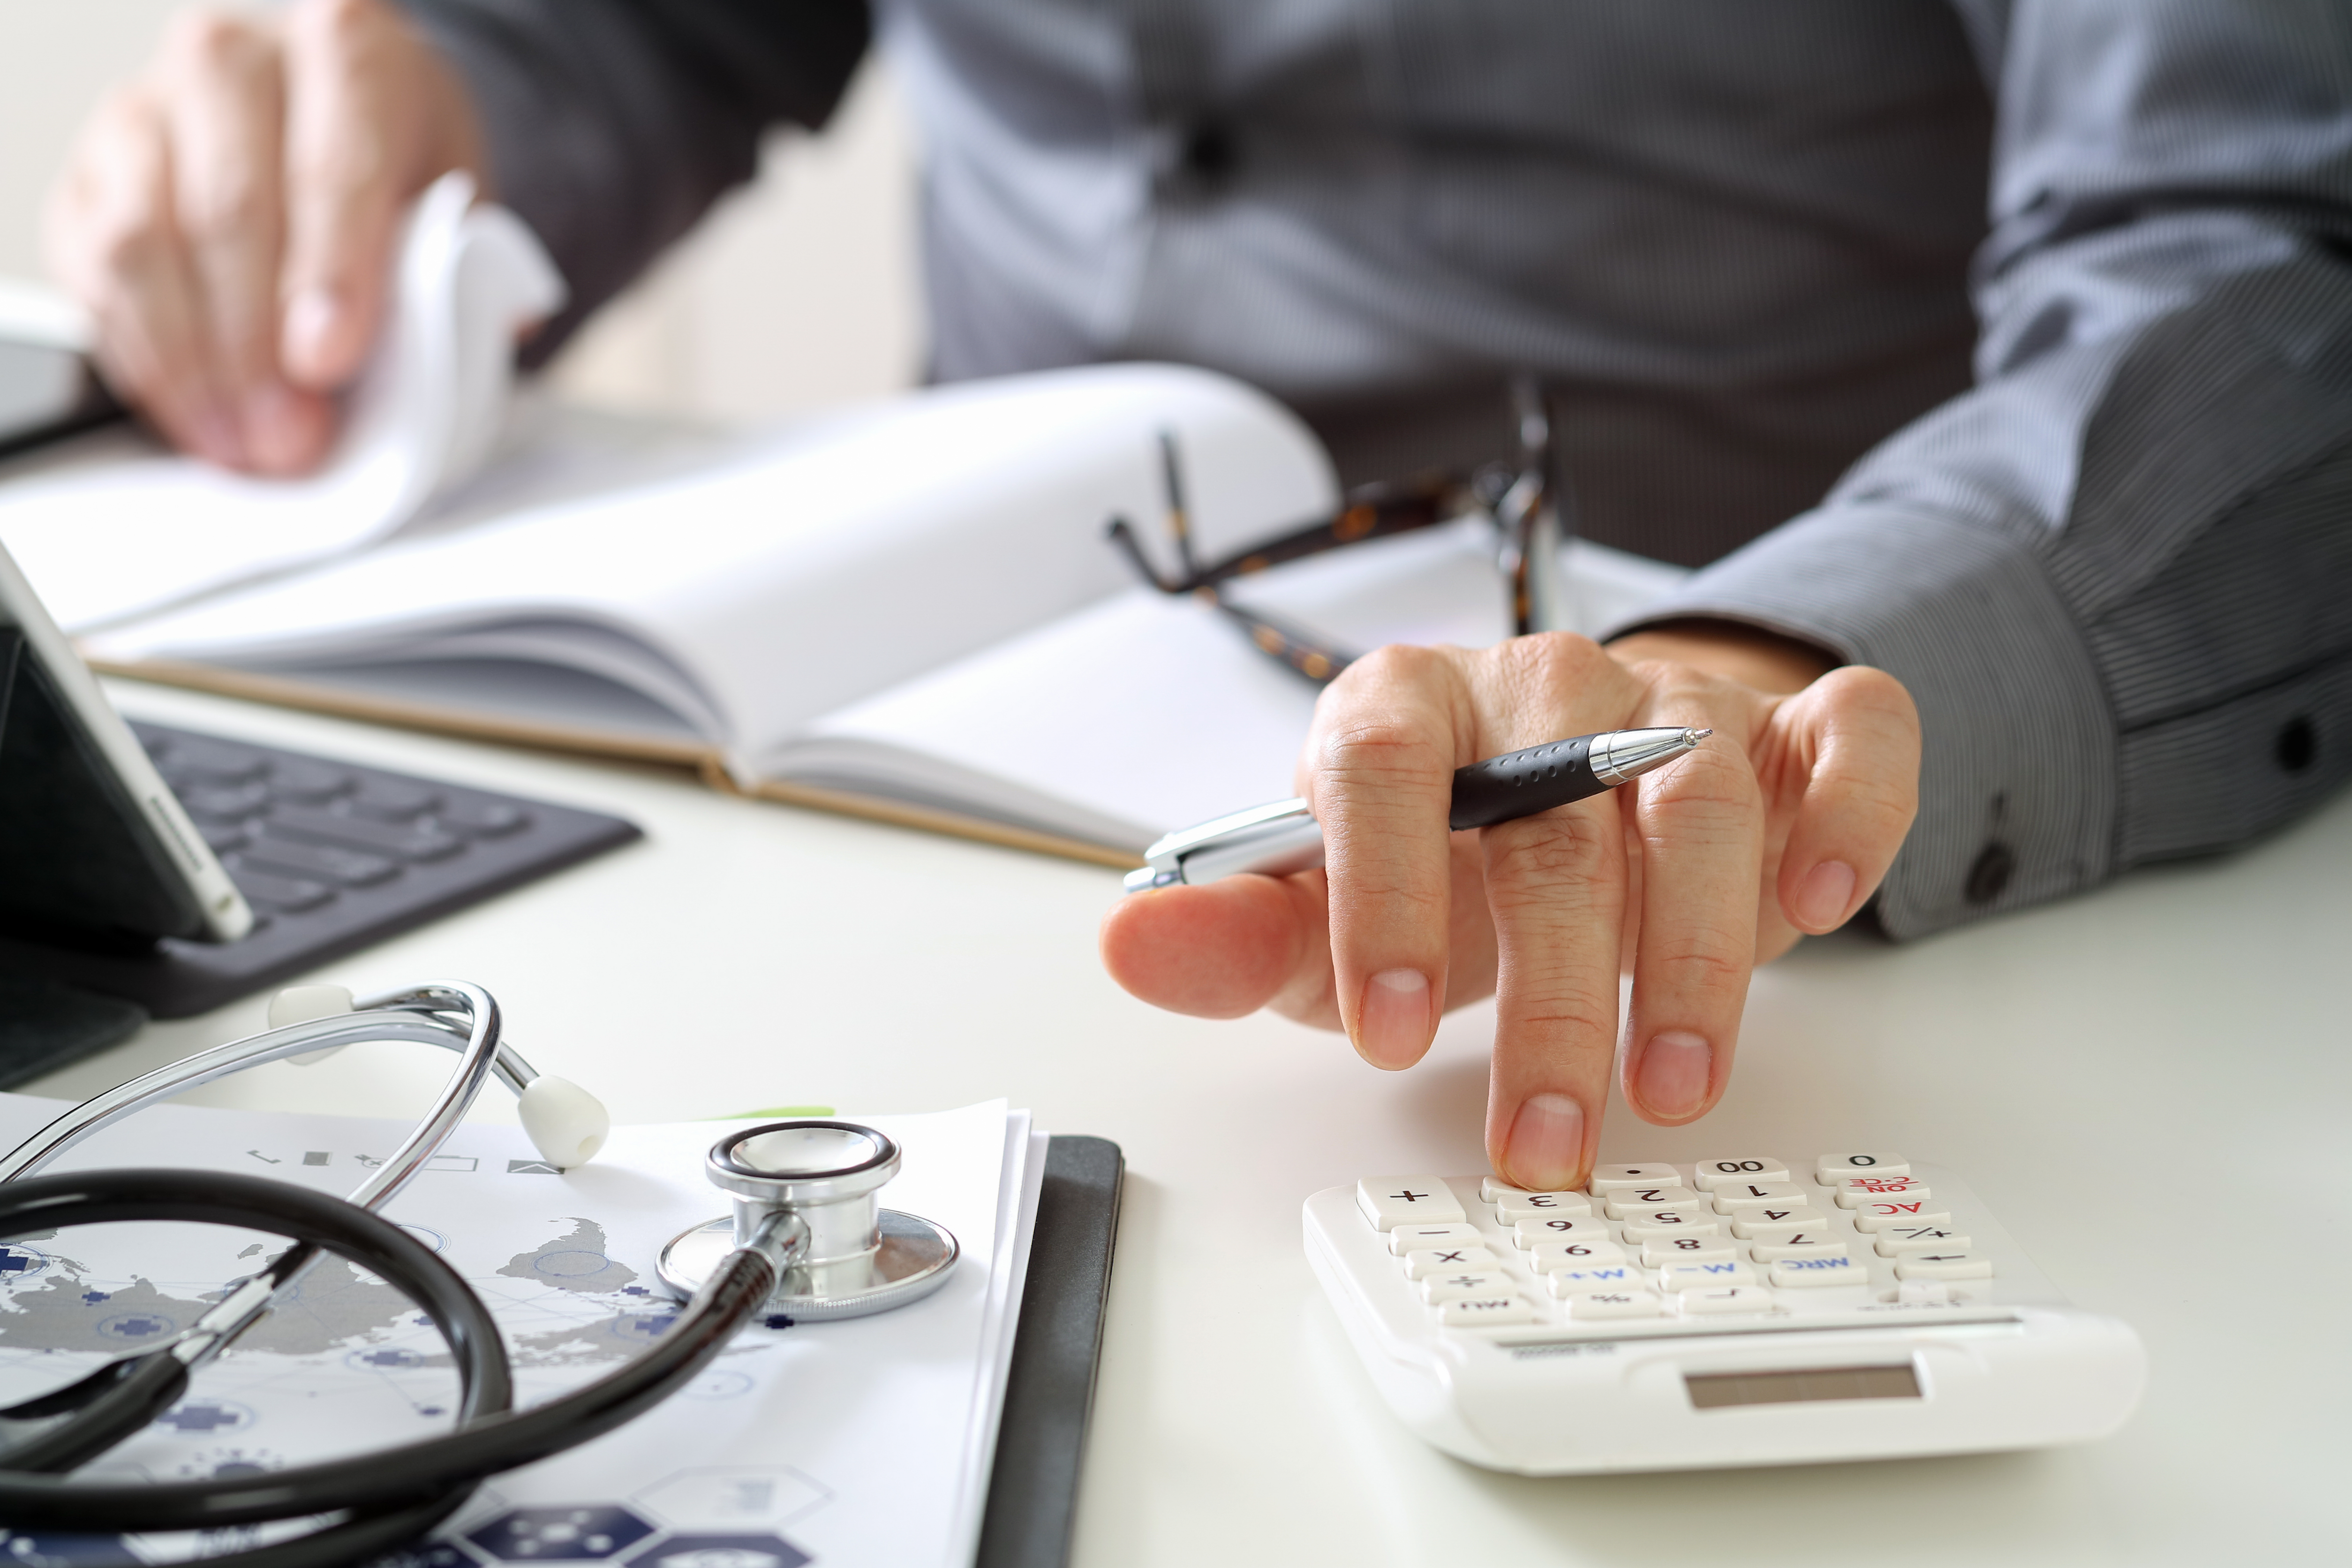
[1303,645,1473,1072]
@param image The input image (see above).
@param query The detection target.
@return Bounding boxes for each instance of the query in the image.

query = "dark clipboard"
[976,1134,1123,1568]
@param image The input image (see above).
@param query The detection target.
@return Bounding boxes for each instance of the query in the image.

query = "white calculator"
[1304,1154,2145,1474]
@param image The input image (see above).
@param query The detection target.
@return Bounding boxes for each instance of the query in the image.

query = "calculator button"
[1439,1296,1543,1327]
[1750,1237,1849,1262]
[1601,1186,1704,1218]
[1514,1215,1612,1249]
[1659,1261,1758,1291]
[1402,1246,1500,1278]
[1588,1163,1684,1192]
[1710,1182,1809,1213]
[1621,1214,1722,1242]
[1816,1153,1909,1183]
[1768,1254,1871,1288]
[1897,1280,1953,1306]
[1484,1176,1589,1203]
[1641,1238,1738,1268]
[1528,1239,1629,1270]
[1546,1264,1648,1296]
[1729,1207,1826,1240]
[1422,1270,1518,1304]
[1894,1252,1993,1281]
[1388,1223,1484,1257]
[1873,1228,1970,1256]
[1832,1176,1931,1208]
[1357,1178,1467,1230]
[1495,1191,1596,1221]
[1566,1289,1665,1320]
[1675,1286,1775,1315]
[1851,1204,1951,1232]
[1692,1158,1790,1191]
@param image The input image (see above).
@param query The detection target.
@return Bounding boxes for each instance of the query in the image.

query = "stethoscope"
[0,980,957,1567]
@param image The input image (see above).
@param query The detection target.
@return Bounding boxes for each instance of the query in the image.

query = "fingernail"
[283,287,339,375]
[1794,860,1858,931]
[1354,969,1432,1069]
[1633,1030,1713,1120]
[1502,1093,1585,1191]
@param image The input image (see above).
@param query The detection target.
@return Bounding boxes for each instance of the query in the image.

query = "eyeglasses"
[1106,376,1570,684]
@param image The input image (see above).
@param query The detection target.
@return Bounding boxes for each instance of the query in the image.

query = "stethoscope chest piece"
[656,1120,959,1321]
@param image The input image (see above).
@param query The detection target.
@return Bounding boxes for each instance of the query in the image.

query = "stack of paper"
[0,1092,1042,1568]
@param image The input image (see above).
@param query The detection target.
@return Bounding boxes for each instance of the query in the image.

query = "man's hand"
[43,0,488,474]
[1100,623,1919,1191]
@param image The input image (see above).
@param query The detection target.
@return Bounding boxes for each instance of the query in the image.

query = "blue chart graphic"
[0,1244,47,1279]
[469,1505,658,1561]
[155,1399,256,1434]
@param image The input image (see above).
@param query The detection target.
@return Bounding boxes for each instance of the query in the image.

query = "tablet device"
[0,539,254,947]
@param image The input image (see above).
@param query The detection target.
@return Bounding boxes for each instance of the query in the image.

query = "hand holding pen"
[1100,628,1921,1192]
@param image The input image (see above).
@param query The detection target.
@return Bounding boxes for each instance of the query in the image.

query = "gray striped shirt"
[407,0,2352,936]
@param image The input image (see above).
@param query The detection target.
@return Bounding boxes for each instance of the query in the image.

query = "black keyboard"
[0,722,641,1028]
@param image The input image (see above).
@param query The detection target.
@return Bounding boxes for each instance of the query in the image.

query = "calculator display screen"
[1684,1364,1920,1409]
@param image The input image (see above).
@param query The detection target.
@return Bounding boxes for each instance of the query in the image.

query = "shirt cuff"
[1604,505,2116,940]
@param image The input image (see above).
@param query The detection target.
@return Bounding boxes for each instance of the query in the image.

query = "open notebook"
[0,191,1688,867]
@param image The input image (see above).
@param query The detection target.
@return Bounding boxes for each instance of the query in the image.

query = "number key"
[1816,1153,1909,1183]
[1514,1215,1611,1249]
[1528,1238,1629,1270]
[1640,1237,1738,1267]
[1692,1157,1790,1191]
[1495,1191,1596,1222]
[1730,1206,1829,1242]
[1711,1181,1809,1213]
[1601,1185,1705,1219]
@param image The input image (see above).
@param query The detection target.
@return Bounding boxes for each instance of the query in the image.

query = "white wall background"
[0,0,924,424]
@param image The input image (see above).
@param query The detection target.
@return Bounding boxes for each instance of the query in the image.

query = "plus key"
[1356,1176,1468,1230]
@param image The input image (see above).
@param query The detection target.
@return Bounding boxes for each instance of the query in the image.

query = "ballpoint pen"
[1122,726,1712,893]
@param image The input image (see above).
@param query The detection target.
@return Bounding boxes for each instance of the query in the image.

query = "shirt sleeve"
[395,0,873,360]
[1606,0,2352,939]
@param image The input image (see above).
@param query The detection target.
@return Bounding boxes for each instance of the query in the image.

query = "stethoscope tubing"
[0,1169,786,1532]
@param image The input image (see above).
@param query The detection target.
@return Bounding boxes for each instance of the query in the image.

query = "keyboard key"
[1832,1176,1931,1208]
[349,779,443,821]
[180,782,272,822]
[1874,1228,1970,1256]
[1659,1261,1757,1291]
[1711,1182,1810,1213]
[1894,1252,1993,1281]
[228,867,336,913]
[1692,1157,1790,1191]
[243,835,402,888]
[1621,1214,1721,1242]
[1402,1246,1499,1279]
[1588,1163,1683,1193]
[1676,1285,1775,1316]
[1495,1191,1595,1221]
[1528,1239,1628,1271]
[1566,1289,1664,1320]
[265,805,466,862]
[154,736,269,784]
[199,822,250,854]
[1439,1296,1542,1328]
[268,758,356,803]
[1357,1178,1466,1230]
[1422,1269,1516,1304]
[1546,1264,1647,1296]
[1817,1153,1909,1184]
[1388,1223,1482,1257]
[1769,1254,1871,1288]
[1514,1215,1612,1248]
[1601,1185,1704,1218]
[1641,1238,1738,1268]
[1730,1206,1826,1241]
[1750,1237,1849,1263]
[1852,1203,1951,1232]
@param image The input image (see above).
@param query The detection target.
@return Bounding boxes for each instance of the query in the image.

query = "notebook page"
[0,174,562,632]
[87,365,1340,769]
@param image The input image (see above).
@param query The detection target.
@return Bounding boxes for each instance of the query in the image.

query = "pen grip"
[1448,735,1604,831]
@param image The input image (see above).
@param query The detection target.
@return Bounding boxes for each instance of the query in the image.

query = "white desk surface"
[31,678,2349,1568]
